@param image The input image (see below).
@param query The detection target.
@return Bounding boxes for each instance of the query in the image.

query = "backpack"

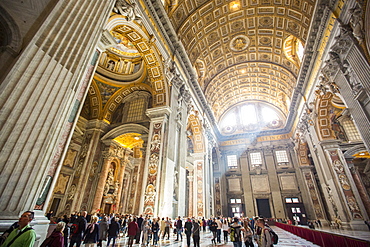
[229,226,240,242]
[270,229,278,245]
[70,223,79,236]
[265,227,278,245]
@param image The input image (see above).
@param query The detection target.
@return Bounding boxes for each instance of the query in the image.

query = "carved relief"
[143,122,162,215]
[328,150,363,219]
[54,174,70,194]
[214,178,221,216]
[304,172,324,218]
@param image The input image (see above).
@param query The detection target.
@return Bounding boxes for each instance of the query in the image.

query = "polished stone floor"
[108,226,321,247]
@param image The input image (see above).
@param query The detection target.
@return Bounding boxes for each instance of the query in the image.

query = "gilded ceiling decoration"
[168,0,316,122]
[114,133,144,149]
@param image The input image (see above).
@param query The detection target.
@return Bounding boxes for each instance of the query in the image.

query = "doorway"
[256,199,272,218]
[104,204,112,214]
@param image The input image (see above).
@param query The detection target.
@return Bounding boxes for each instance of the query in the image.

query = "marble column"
[187,170,194,217]
[350,165,370,219]
[264,149,285,219]
[72,120,106,212]
[92,156,113,213]
[142,106,171,216]
[0,0,115,238]
[192,153,205,217]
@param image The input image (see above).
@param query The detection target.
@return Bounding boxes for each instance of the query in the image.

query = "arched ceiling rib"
[168,0,316,122]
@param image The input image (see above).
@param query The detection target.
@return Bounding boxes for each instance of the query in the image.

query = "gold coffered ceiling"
[168,0,316,121]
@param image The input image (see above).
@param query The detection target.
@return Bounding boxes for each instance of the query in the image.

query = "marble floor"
[109,226,320,247]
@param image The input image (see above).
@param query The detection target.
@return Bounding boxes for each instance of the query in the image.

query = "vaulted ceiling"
[167,0,316,122]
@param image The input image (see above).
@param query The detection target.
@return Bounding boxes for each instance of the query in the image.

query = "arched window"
[219,102,284,135]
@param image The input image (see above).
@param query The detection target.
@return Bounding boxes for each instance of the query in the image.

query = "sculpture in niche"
[326,185,339,217]
[114,0,142,23]
[68,184,76,200]
[342,60,363,95]
[150,134,161,151]
[349,3,364,43]
[322,51,341,79]
[331,116,346,141]
[107,60,115,71]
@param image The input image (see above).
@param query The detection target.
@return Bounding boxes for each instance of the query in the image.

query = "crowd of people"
[42,212,280,247]
[1,210,281,247]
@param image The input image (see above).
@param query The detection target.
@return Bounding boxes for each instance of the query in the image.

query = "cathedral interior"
[1,0,370,240]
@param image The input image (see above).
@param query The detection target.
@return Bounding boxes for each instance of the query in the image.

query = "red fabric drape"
[275,222,370,247]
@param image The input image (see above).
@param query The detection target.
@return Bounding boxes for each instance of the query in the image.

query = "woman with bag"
[243,219,254,247]
[83,216,99,247]
[40,222,65,247]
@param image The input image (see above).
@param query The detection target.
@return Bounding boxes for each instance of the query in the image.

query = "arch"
[85,80,103,120]
[187,114,205,153]
[314,92,336,141]
[102,123,149,141]
[101,82,152,122]
[283,35,304,66]
[343,144,368,159]
[104,16,169,107]
[0,6,22,53]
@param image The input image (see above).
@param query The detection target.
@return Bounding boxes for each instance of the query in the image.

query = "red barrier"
[275,222,370,247]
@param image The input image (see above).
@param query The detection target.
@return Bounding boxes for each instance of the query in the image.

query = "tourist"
[83,216,99,247]
[107,217,120,246]
[127,218,139,247]
[0,211,36,247]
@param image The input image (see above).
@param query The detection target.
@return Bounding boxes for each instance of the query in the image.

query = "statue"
[114,0,142,23]
[349,4,364,43]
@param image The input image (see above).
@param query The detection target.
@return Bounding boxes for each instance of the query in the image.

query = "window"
[286,197,299,203]
[276,150,289,164]
[241,105,257,125]
[250,152,262,166]
[227,155,238,168]
[230,198,242,204]
[232,207,240,213]
[291,208,301,213]
[342,118,362,141]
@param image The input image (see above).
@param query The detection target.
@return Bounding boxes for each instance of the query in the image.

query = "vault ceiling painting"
[167,0,316,125]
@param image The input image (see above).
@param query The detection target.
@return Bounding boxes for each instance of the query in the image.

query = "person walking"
[141,220,151,246]
[175,216,183,241]
[243,219,254,247]
[256,218,272,247]
[83,216,99,247]
[229,217,244,247]
[192,220,200,247]
[209,219,218,245]
[184,218,192,247]
[163,217,171,240]
[221,218,229,243]
[70,211,87,247]
[97,216,108,247]
[152,218,160,246]
[127,218,139,247]
[216,217,222,243]
[107,217,120,247]
[40,221,66,247]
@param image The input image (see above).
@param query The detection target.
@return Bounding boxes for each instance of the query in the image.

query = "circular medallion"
[230,35,250,52]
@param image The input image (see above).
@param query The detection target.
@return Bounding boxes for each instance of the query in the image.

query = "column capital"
[146,106,172,119]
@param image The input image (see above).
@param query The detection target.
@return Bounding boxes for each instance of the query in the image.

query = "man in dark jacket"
[184,218,192,247]
[209,219,218,245]
[175,216,183,241]
[70,211,87,247]
[135,215,143,244]
[107,217,120,247]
